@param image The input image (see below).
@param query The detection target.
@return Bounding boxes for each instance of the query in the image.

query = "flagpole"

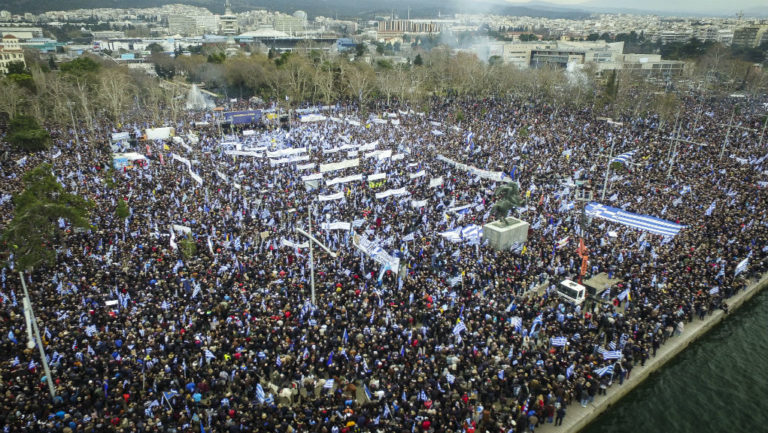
[19,272,56,401]
[601,136,615,201]
[308,204,315,305]
[719,110,735,161]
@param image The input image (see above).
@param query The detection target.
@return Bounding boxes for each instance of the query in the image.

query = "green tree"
[413,54,423,66]
[5,61,27,75]
[6,115,51,152]
[179,236,197,259]
[2,163,94,270]
[146,42,164,54]
[355,43,366,58]
[115,198,129,220]
[59,57,101,75]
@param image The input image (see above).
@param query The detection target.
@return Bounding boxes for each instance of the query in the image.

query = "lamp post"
[67,102,80,147]
[19,272,56,401]
[295,204,337,305]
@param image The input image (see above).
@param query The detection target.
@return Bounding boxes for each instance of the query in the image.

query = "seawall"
[536,272,768,433]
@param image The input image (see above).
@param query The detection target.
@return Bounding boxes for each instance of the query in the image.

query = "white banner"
[296,163,316,171]
[391,153,405,161]
[367,173,386,181]
[409,170,426,179]
[375,187,409,199]
[172,224,192,234]
[267,148,306,158]
[302,173,323,182]
[319,192,345,202]
[411,199,428,208]
[429,177,444,188]
[358,141,378,152]
[320,158,359,173]
[271,155,310,166]
[225,150,263,157]
[321,222,352,231]
[281,238,309,249]
[326,174,364,186]
[437,155,511,183]
[145,127,174,140]
[189,171,203,185]
[172,154,191,169]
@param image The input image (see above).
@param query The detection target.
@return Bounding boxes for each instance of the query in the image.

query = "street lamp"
[295,204,337,305]
[19,272,56,401]
[67,102,80,147]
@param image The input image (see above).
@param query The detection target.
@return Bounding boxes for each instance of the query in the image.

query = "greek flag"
[709,287,720,295]
[611,149,636,165]
[453,320,467,336]
[446,372,456,384]
[84,325,98,337]
[530,314,543,334]
[256,384,265,403]
[619,333,629,348]
[204,349,215,360]
[461,225,482,242]
[617,288,630,301]
[402,232,416,242]
[364,384,372,400]
[160,300,170,310]
[276,355,282,367]
[595,364,614,377]
[498,369,505,380]
[447,275,462,287]
[608,341,617,350]
[418,390,429,401]
[585,202,685,237]
[603,350,622,360]
[509,316,523,332]
[342,329,348,345]
[705,200,716,216]
[551,337,568,347]
[323,379,334,389]
[383,403,391,418]
[735,253,750,276]
[28,359,35,370]
[566,364,575,378]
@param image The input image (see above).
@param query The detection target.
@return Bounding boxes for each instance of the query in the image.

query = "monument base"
[483,217,529,251]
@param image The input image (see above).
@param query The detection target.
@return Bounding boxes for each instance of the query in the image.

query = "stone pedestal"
[483,217,529,251]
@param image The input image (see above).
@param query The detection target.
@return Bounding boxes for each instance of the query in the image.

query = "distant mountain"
[4,0,592,20]
[578,0,766,17]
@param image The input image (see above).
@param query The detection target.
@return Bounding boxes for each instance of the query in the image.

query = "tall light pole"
[19,272,56,401]
[295,204,337,305]
[601,136,615,201]
[67,102,80,147]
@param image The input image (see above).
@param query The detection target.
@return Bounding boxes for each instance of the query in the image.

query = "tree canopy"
[2,163,94,271]
[6,115,51,152]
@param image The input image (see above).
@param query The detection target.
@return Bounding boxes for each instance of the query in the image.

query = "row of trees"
[2,42,766,133]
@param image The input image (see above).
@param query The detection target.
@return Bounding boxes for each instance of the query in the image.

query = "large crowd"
[1,91,767,433]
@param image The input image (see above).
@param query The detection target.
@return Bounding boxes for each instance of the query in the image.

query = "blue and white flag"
[204,349,215,360]
[446,372,456,384]
[453,320,467,338]
[709,287,720,295]
[364,384,372,400]
[418,390,429,401]
[323,378,334,389]
[705,200,716,216]
[595,364,614,377]
[276,355,282,367]
[256,384,265,403]
[383,403,391,418]
[617,288,630,301]
[84,325,98,337]
[603,350,622,360]
[530,314,543,335]
[342,328,348,346]
[585,202,685,237]
[566,364,575,378]
[735,253,750,276]
[611,150,636,165]
[551,337,568,347]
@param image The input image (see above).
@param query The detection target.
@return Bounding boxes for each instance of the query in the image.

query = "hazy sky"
[500,0,766,12]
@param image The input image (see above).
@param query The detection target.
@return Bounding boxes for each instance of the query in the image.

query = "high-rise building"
[732,26,767,48]
[168,16,197,36]
[220,0,238,36]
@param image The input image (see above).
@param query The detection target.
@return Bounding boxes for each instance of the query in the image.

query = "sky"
[499,0,767,13]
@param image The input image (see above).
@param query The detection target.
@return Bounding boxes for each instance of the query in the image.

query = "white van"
[558,279,586,305]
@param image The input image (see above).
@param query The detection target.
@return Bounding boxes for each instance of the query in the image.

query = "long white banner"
[319,191,345,202]
[225,150,263,157]
[429,177,444,188]
[409,170,426,179]
[320,158,359,173]
[321,222,351,231]
[437,155,510,183]
[326,174,364,186]
[367,173,386,181]
[375,187,409,199]
[281,238,309,249]
[271,155,310,166]
[267,148,306,158]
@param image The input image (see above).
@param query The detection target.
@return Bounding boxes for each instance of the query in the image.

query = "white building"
[0,34,26,74]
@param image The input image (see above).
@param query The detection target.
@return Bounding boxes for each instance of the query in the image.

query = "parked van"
[558,279,586,305]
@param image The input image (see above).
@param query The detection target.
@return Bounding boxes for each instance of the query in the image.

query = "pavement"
[535,272,768,433]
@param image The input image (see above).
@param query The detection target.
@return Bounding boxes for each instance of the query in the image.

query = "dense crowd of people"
[1,91,767,433]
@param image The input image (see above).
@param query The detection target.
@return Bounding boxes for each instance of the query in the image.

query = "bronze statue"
[491,183,524,225]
